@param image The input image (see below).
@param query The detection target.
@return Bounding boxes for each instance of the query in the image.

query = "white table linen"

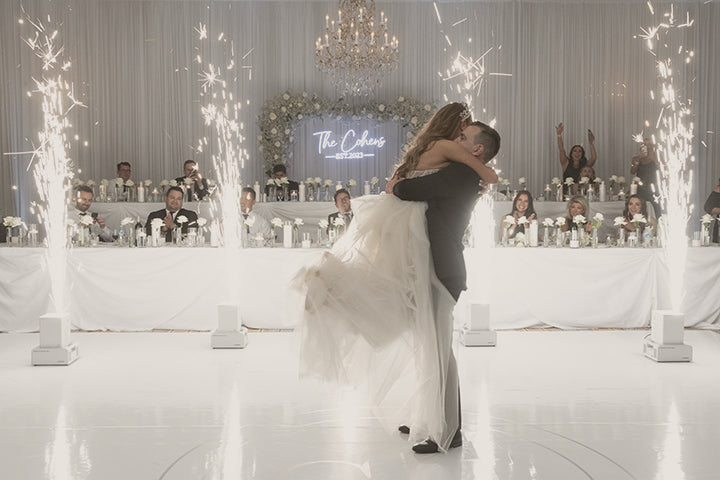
[1,245,718,332]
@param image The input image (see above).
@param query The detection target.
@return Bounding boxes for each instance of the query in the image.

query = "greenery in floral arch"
[257,91,435,177]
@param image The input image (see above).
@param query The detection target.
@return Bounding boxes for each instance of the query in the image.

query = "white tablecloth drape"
[1,245,718,332]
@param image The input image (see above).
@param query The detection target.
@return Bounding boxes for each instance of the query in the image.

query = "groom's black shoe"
[398,425,410,435]
[412,430,462,454]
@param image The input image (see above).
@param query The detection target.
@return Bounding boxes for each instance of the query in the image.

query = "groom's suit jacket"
[393,163,482,301]
[145,207,199,242]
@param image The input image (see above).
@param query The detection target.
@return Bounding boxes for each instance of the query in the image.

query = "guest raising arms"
[556,123,597,194]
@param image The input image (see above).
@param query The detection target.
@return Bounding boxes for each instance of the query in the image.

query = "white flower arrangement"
[125,179,135,187]
[592,213,604,229]
[271,217,283,228]
[66,219,77,228]
[71,178,83,187]
[3,216,22,228]
[100,179,109,186]
[543,218,554,227]
[593,177,602,184]
[556,217,566,227]
[701,213,714,225]
[115,177,124,187]
[160,179,169,187]
[244,215,256,227]
[618,176,627,187]
[207,179,216,187]
[501,178,510,186]
[517,215,529,226]
[169,179,178,187]
[573,214,587,226]
[314,177,322,184]
[324,179,334,187]
[518,177,527,189]
[631,213,646,224]
[293,218,304,230]
[551,177,561,186]
[503,216,515,229]
[197,217,207,227]
[346,179,357,188]
[614,216,627,227]
[370,177,379,185]
[258,92,434,176]
[86,179,96,186]
[176,215,188,225]
[318,219,329,230]
[266,178,276,186]
[632,176,642,184]
[150,218,164,229]
[305,177,314,184]
[79,214,94,227]
[144,179,152,187]
[332,216,346,227]
[579,176,589,185]
[564,177,575,186]
[183,177,193,186]
[514,232,527,247]
[120,217,134,226]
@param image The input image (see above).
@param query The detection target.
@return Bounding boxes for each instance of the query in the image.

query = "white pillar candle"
[363,181,371,196]
[283,222,293,248]
[298,182,306,202]
[528,220,539,247]
[630,183,638,195]
[599,181,606,202]
[253,182,261,202]
[137,184,145,203]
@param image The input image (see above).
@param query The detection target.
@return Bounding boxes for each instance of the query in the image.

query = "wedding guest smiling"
[556,123,598,194]
[623,194,656,234]
[328,188,353,230]
[240,187,271,239]
[145,186,198,242]
[175,160,209,201]
[70,185,113,242]
[499,190,536,241]
[560,195,593,233]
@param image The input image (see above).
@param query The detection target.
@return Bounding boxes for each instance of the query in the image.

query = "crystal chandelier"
[315,0,399,96]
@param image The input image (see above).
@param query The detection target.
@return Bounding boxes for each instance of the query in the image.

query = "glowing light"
[639,4,695,311]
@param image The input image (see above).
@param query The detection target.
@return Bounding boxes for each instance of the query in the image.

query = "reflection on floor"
[1,330,719,480]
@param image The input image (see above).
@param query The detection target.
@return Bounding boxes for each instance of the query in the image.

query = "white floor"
[1,330,719,480]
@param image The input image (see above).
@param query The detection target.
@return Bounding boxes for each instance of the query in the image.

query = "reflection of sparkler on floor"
[23,12,85,365]
[637,2,694,362]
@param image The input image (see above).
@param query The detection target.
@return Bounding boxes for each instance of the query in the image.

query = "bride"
[295,102,498,452]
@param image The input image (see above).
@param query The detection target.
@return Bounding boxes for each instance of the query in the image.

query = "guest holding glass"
[560,195,593,233]
[703,178,720,243]
[240,187,271,239]
[145,186,198,242]
[630,138,660,216]
[266,164,300,201]
[556,123,597,194]
[499,190,536,241]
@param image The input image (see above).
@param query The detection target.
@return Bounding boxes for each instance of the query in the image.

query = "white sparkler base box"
[461,303,496,347]
[32,312,79,366]
[644,310,692,362]
[211,304,248,349]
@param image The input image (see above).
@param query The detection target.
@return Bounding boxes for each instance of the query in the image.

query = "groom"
[387,121,500,453]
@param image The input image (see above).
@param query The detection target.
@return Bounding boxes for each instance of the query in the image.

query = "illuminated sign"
[313,129,386,160]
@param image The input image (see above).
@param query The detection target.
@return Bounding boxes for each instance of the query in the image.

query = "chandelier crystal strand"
[315,0,399,96]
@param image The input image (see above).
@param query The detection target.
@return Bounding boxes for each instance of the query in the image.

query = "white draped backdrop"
[1,0,719,220]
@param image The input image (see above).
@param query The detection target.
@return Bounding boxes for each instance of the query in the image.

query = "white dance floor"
[1,329,719,479]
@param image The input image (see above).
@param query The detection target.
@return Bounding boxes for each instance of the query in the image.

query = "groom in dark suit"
[145,186,199,242]
[389,121,501,453]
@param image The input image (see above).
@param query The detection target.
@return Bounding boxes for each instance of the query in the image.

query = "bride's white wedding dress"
[294,169,458,451]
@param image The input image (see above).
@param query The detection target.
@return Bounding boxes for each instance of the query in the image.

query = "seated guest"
[265,164,299,201]
[622,194,657,235]
[240,187,271,239]
[117,162,132,188]
[499,190,536,241]
[145,186,198,242]
[175,160,209,201]
[703,178,720,243]
[70,185,113,242]
[328,188,353,230]
[560,195,593,233]
[631,138,660,217]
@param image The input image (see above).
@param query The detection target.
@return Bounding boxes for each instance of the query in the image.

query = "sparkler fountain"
[638,4,694,362]
[194,24,250,349]
[24,14,84,366]
[434,6,509,346]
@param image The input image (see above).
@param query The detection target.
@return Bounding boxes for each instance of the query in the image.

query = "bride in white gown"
[294,102,497,452]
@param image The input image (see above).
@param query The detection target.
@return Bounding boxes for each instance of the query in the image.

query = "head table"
[1,244,717,333]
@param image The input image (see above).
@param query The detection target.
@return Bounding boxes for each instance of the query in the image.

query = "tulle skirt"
[293,193,457,451]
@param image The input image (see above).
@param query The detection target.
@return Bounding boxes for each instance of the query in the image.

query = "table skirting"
[1,246,718,332]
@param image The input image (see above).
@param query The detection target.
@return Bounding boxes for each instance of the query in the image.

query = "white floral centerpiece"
[258,92,434,175]
[271,217,283,237]
[614,216,627,227]
[518,177,527,190]
[593,177,602,186]
[120,217,134,227]
[345,179,357,191]
[514,232,527,247]
[631,213,646,229]
[573,214,587,229]
[293,217,304,234]
[564,177,575,187]
[701,213,714,225]
[169,179,178,187]
[592,213,604,230]
[144,179,152,187]
[86,179,95,187]
[543,218,554,228]
[3,216,22,228]
[125,179,135,187]
[556,217,566,228]
[517,215,529,227]
[618,176,627,191]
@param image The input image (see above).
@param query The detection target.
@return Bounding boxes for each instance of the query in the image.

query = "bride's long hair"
[392,102,470,179]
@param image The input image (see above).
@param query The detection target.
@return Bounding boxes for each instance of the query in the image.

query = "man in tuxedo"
[388,121,500,453]
[240,187,271,239]
[327,188,353,230]
[145,186,199,242]
[70,185,113,242]
[176,160,210,201]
